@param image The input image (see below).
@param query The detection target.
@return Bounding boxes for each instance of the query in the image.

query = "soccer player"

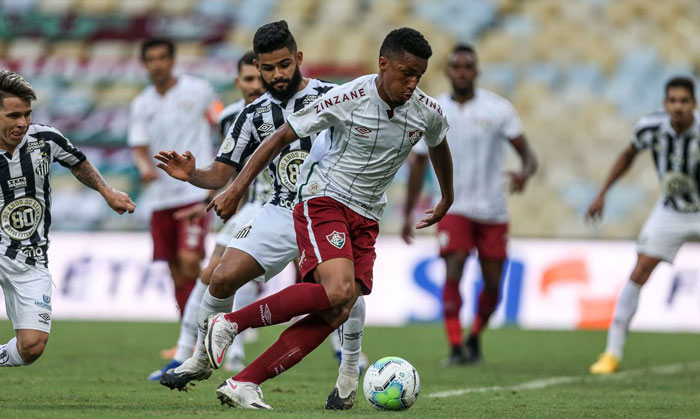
[0,70,135,367]
[129,38,222,323]
[155,22,367,408]
[204,27,453,409]
[147,51,268,380]
[588,77,700,374]
[402,44,537,365]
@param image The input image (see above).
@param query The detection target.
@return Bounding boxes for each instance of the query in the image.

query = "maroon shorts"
[437,214,508,260]
[293,197,379,295]
[150,202,212,262]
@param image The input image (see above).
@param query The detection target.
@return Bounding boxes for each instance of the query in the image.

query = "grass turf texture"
[1,321,699,418]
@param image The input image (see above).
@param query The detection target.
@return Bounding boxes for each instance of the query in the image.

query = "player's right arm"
[154,150,236,190]
[128,98,158,184]
[586,144,639,220]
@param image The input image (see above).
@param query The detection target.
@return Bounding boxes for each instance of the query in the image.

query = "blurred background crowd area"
[1,0,699,238]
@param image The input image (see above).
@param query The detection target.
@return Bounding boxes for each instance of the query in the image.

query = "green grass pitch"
[1,321,699,418]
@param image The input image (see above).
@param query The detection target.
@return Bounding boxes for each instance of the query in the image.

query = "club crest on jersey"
[34,152,50,176]
[408,130,424,146]
[1,197,43,241]
[326,231,346,249]
[277,150,309,191]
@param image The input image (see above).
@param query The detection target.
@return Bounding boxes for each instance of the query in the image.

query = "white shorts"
[637,202,700,262]
[0,256,53,333]
[215,201,264,247]
[227,203,298,281]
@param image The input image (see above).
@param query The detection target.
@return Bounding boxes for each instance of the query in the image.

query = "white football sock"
[336,296,365,398]
[0,337,27,367]
[329,327,341,354]
[174,279,207,362]
[605,281,642,359]
[192,287,234,360]
[226,279,260,362]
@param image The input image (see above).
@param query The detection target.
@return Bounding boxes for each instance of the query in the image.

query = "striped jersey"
[290,74,449,221]
[0,124,86,267]
[413,89,523,222]
[216,78,336,210]
[632,111,700,212]
[218,98,273,205]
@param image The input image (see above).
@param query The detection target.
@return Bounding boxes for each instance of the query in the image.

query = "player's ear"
[234,76,241,89]
[253,58,260,71]
[296,50,303,66]
[378,56,389,72]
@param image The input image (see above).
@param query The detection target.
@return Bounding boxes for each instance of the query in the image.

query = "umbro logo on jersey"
[258,123,274,134]
[408,130,424,146]
[353,126,372,139]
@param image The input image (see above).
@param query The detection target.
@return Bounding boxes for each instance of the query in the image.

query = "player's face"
[447,51,477,93]
[235,63,265,105]
[0,96,32,151]
[255,48,303,102]
[142,45,174,86]
[378,52,427,106]
[664,87,695,126]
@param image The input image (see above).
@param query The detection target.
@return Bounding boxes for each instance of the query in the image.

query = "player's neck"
[452,87,475,104]
[154,76,177,95]
[297,77,310,93]
[671,116,694,135]
[375,75,401,109]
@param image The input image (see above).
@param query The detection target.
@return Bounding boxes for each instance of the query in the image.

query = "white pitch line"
[427,360,700,399]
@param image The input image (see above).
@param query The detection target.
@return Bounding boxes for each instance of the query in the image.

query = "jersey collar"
[368,74,411,114]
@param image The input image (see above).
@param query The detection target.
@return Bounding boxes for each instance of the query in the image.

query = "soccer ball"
[362,356,420,411]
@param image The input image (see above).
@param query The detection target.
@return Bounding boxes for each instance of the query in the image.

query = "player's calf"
[17,330,49,364]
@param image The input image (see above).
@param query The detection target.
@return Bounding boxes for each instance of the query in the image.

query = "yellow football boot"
[589,352,619,375]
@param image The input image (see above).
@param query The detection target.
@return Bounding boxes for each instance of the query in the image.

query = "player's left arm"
[207,124,298,221]
[416,139,453,229]
[507,134,538,193]
[69,160,136,215]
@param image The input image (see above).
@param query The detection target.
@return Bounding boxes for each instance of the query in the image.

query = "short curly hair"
[379,27,432,60]
[0,70,36,107]
[253,20,297,56]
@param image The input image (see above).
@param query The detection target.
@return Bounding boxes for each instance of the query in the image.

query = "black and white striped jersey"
[632,111,700,212]
[218,99,244,139]
[0,124,86,267]
[216,79,335,210]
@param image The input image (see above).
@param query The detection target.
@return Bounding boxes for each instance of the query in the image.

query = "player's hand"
[174,202,207,221]
[139,167,158,184]
[154,150,196,182]
[401,216,414,244]
[416,199,450,230]
[102,187,136,214]
[206,187,244,222]
[506,170,529,193]
[586,194,605,222]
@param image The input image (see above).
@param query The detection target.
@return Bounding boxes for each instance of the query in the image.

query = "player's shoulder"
[132,84,157,106]
[634,110,667,132]
[178,74,213,90]
[476,88,513,107]
[412,87,444,118]
[219,99,245,123]
[307,78,338,94]
[27,123,65,138]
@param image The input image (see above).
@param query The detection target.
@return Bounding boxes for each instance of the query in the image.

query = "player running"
[588,76,700,374]
[403,44,537,365]
[0,70,135,368]
[205,27,453,410]
[155,22,367,408]
[148,51,268,380]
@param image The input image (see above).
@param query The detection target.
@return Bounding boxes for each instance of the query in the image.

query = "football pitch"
[1,321,699,418]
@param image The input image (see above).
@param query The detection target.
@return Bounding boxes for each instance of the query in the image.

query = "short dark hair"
[665,76,695,101]
[141,38,175,61]
[452,44,476,56]
[379,27,432,60]
[237,51,256,73]
[0,70,36,107]
[253,20,297,56]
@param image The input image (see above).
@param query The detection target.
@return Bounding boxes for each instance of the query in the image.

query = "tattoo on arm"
[70,160,107,192]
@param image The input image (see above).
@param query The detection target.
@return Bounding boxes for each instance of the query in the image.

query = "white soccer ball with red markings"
[362,356,420,410]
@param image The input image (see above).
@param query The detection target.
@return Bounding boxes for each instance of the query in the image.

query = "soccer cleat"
[590,352,619,375]
[325,372,358,410]
[205,313,238,370]
[464,334,483,364]
[148,359,182,382]
[159,356,212,391]
[216,378,272,410]
[442,347,468,366]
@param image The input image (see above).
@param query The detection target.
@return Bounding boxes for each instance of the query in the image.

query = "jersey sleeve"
[46,128,87,168]
[500,100,524,140]
[631,120,655,150]
[215,109,257,170]
[424,109,449,147]
[127,98,150,147]
[286,89,348,138]
[412,138,429,156]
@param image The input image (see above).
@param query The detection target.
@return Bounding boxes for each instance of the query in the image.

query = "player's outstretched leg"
[326,296,365,410]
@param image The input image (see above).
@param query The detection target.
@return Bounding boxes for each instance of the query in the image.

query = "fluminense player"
[147,51,268,381]
[0,70,135,368]
[154,22,367,409]
[588,76,700,375]
[129,38,222,330]
[205,27,453,410]
[403,44,537,365]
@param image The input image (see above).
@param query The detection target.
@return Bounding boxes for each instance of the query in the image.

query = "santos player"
[0,70,135,367]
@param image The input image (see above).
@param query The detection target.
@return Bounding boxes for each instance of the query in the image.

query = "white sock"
[0,337,27,367]
[174,279,207,362]
[336,296,365,397]
[605,281,642,359]
[226,279,260,362]
[329,328,341,354]
[192,287,234,360]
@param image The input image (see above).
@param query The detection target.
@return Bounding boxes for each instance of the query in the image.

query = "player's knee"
[209,264,243,298]
[18,335,48,364]
[178,251,202,278]
[323,277,356,308]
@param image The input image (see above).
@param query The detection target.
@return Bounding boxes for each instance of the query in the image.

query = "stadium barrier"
[1,233,699,331]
